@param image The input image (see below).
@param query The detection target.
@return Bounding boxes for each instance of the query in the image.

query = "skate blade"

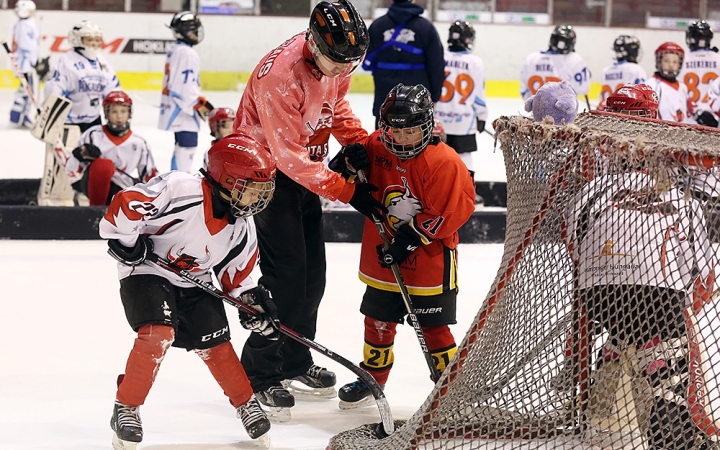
[281,379,337,400]
[338,395,377,410]
[259,404,291,423]
[112,434,138,450]
[257,432,271,448]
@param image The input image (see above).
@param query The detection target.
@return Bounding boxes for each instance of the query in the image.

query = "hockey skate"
[237,396,271,448]
[256,385,295,423]
[110,401,142,450]
[338,378,382,410]
[281,364,337,400]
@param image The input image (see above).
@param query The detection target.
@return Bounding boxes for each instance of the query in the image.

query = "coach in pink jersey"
[233,0,386,421]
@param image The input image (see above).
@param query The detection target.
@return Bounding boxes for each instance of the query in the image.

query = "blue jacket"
[365,2,445,117]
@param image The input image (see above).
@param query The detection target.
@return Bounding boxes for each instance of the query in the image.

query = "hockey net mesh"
[328,112,720,450]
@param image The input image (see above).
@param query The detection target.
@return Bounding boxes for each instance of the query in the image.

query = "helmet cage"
[605,84,659,119]
[208,107,236,137]
[448,21,476,51]
[550,25,576,54]
[170,11,204,45]
[226,177,275,218]
[379,84,435,160]
[68,21,102,59]
[15,0,36,19]
[308,0,369,64]
[687,20,714,51]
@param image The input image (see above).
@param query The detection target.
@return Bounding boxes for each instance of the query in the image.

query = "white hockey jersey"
[65,125,158,188]
[158,42,202,133]
[679,49,720,112]
[434,49,488,136]
[44,50,120,125]
[520,51,590,100]
[99,171,260,297]
[12,18,38,74]
[646,74,692,123]
[565,172,713,298]
[598,61,647,107]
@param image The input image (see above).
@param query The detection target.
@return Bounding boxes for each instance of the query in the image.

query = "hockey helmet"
[208,107,236,139]
[687,20,714,51]
[169,11,203,46]
[448,21,476,51]
[308,0,368,77]
[613,35,641,63]
[102,91,133,136]
[379,84,435,160]
[655,42,684,78]
[549,24,576,54]
[605,84,659,119]
[68,21,102,60]
[14,0,36,19]
[205,134,276,218]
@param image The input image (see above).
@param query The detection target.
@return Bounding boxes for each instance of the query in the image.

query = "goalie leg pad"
[196,341,253,408]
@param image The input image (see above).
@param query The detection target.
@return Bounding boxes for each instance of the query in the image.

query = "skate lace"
[238,399,265,424]
[346,379,369,391]
[116,403,141,428]
[306,365,326,379]
[266,385,288,396]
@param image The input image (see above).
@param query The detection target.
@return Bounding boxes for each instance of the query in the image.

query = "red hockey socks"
[360,316,398,386]
[87,157,115,205]
[116,324,175,407]
[423,325,457,373]
[196,341,253,408]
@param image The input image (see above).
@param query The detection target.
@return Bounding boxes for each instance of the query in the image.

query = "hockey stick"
[2,40,37,107]
[584,95,592,112]
[356,170,442,383]
[131,251,395,435]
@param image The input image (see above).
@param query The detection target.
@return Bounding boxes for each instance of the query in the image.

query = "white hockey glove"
[239,285,280,341]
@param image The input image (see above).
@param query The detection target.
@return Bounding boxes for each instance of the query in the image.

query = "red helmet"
[102,91,133,136]
[208,107,236,137]
[205,134,276,218]
[655,42,684,78]
[606,83,659,119]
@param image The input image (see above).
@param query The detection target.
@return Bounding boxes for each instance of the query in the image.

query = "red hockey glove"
[376,224,423,268]
[239,285,280,341]
[194,96,215,121]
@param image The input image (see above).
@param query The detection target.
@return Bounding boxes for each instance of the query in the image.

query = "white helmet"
[15,0,36,19]
[68,21,102,60]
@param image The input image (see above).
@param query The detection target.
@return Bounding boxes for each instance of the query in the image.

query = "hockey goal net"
[328,111,720,450]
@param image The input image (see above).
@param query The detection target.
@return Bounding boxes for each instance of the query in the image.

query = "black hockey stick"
[356,170,442,383]
[126,251,395,435]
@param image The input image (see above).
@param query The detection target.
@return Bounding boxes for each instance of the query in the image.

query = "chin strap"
[200,168,236,223]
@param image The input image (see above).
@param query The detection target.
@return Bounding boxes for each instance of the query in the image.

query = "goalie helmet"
[102,91,133,136]
[14,0,36,19]
[208,107,236,139]
[655,42,684,78]
[68,21,102,60]
[613,35,641,63]
[308,0,368,69]
[205,134,276,218]
[169,11,204,46]
[605,83,659,119]
[448,21,476,51]
[379,83,435,160]
[687,20,714,51]
[549,24,576,54]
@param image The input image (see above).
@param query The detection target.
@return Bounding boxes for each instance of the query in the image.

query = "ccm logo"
[227,143,251,152]
[200,326,229,342]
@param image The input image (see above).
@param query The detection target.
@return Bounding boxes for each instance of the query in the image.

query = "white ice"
[0,89,516,449]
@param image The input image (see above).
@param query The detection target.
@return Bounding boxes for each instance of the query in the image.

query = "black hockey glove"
[348,183,387,221]
[476,119,486,133]
[376,224,423,268]
[107,235,153,266]
[239,285,280,341]
[343,143,371,173]
[72,144,102,162]
[694,110,719,128]
[34,56,51,82]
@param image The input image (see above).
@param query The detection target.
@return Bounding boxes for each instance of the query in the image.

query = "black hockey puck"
[373,422,390,439]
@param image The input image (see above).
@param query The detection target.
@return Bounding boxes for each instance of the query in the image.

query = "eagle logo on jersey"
[384,177,423,231]
[167,245,211,271]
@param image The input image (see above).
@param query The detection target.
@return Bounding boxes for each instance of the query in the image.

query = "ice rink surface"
[0,89,518,449]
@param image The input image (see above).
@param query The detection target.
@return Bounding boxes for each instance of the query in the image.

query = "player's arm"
[167,49,201,117]
[425,27,446,103]
[65,128,98,178]
[472,59,489,127]
[213,228,260,298]
[331,76,368,145]
[43,57,71,99]
[99,179,167,246]
[519,57,531,100]
[568,54,590,96]
[102,60,121,96]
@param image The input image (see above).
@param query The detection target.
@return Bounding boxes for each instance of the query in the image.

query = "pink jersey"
[646,74,692,123]
[234,33,367,202]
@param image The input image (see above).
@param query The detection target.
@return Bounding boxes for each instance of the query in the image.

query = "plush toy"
[524,80,579,125]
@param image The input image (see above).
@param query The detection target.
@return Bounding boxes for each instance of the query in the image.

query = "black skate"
[338,378,381,410]
[256,385,295,423]
[110,400,142,450]
[282,365,337,400]
[237,396,271,448]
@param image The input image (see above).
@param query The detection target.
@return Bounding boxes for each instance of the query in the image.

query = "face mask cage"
[379,116,434,160]
[228,178,275,218]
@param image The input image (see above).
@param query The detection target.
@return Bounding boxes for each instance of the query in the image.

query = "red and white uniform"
[357,134,476,295]
[646,74,692,123]
[233,32,367,202]
[65,125,158,188]
[158,42,203,132]
[520,51,590,101]
[680,49,720,114]
[99,171,260,297]
[598,61,647,108]
[434,49,488,135]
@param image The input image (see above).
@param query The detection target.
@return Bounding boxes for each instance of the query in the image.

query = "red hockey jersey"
[357,133,476,295]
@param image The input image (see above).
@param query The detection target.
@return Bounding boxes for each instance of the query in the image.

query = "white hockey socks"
[171,145,197,173]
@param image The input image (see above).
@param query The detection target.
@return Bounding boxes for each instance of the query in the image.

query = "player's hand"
[348,183,387,220]
[376,224,423,268]
[476,119,486,133]
[695,110,719,128]
[107,235,153,266]
[239,285,280,340]
[72,144,102,162]
[194,96,215,121]
[342,143,370,173]
[34,56,51,82]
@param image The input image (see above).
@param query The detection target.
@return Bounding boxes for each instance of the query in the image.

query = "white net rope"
[328,112,720,450]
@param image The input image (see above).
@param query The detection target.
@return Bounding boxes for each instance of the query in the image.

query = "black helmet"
[169,11,203,46]
[448,21,476,51]
[308,0,368,63]
[549,24,576,54]
[379,84,435,160]
[613,35,641,63]
[687,20,714,51]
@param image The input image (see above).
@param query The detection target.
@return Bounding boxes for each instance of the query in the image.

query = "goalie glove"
[194,96,215,121]
[107,235,153,266]
[72,143,102,162]
[376,224,423,268]
[239,285,280,341]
